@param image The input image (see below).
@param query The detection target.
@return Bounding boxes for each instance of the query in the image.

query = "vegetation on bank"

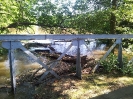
[0,42,8,56]
[100,53,133,76]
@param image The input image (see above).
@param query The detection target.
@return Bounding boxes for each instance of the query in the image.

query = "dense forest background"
[0,0,133,35]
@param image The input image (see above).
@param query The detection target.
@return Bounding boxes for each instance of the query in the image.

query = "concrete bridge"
[1,34,133,93]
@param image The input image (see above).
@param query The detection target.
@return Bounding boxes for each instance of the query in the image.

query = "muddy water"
[0,50,46,99]
[0,60,10,85]
[0,57,12,99]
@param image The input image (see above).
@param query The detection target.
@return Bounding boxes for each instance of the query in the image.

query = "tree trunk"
[110,0,117,34]
[110,0,117,53]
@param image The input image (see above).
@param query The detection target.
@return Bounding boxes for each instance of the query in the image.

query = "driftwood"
[41,52,88,65]
[15,48,96,85]
[31,52,96,78]
[17,51,97,86]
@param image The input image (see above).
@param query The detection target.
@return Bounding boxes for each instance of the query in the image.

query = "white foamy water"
[51,40,106,56]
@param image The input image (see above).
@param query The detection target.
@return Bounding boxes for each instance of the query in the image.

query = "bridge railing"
[0,34,133,93]
[0,34,133,40]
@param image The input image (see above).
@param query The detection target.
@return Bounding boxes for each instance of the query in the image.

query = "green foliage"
[100,53,133,76]
[0,0,113,34]
[122,64,133,76]
[0,0,36,33]
[0,48,8,56]
[0,0,133,34]
[0,42,8,55]
[100,54,119,74]
[115,0,133,34]
[123,39,133,48]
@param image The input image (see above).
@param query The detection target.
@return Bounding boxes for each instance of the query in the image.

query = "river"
[0,50,46,99]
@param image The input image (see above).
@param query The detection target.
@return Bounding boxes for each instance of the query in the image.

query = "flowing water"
[51,40,106,56]
[0,50,46,99]
[0,40,106,99]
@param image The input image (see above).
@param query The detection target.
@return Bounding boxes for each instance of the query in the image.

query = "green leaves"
[0,0,36,33]
[0,0,133,34]
[100,54,119,73]
[100,53,133,76]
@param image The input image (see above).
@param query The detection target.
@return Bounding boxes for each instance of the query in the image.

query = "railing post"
[117,39,123,68]
[9,41,16,93]
[76,39,82,79]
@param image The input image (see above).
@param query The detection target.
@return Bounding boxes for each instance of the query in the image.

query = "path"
[91,84,133,99]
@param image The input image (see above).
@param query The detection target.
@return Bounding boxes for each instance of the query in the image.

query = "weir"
[0,34,133,93]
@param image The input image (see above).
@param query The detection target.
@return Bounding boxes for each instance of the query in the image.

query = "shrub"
[100,53,133,76]
[0,48,8,56]
[100,54,119,74]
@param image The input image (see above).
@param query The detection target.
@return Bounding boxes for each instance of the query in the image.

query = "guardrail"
[0,34,132,93]
[0,34,133,40]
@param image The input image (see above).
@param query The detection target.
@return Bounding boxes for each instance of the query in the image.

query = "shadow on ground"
[0,81,70,99]
[90,84,133,99]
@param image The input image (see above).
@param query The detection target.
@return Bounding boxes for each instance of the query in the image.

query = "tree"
[0,0,36,34]
[116,0,133,34]
[110,0,117,34]
[0,0,133,35]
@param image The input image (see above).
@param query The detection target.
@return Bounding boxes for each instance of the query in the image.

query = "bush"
[0,48,8,56]
[100,53,133,76]
[122,60,133,76]
[100,54,119,74]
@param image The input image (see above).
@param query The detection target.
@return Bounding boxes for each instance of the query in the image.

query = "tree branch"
[4,22,65,29]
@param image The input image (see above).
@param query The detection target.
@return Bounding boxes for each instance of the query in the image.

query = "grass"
[34,73,133,99]
[1,71,133,99]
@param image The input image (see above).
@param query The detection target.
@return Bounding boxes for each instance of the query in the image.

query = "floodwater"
[0,41,107,99]
[0,50,45,99]
[0,51,106,99]
[0,56,12,99]
[0,56,10,85]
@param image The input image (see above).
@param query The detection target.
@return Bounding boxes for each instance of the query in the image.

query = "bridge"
[1,34,133,93]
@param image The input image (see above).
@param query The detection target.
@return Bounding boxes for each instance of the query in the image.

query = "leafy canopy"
[0,0,133,34]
